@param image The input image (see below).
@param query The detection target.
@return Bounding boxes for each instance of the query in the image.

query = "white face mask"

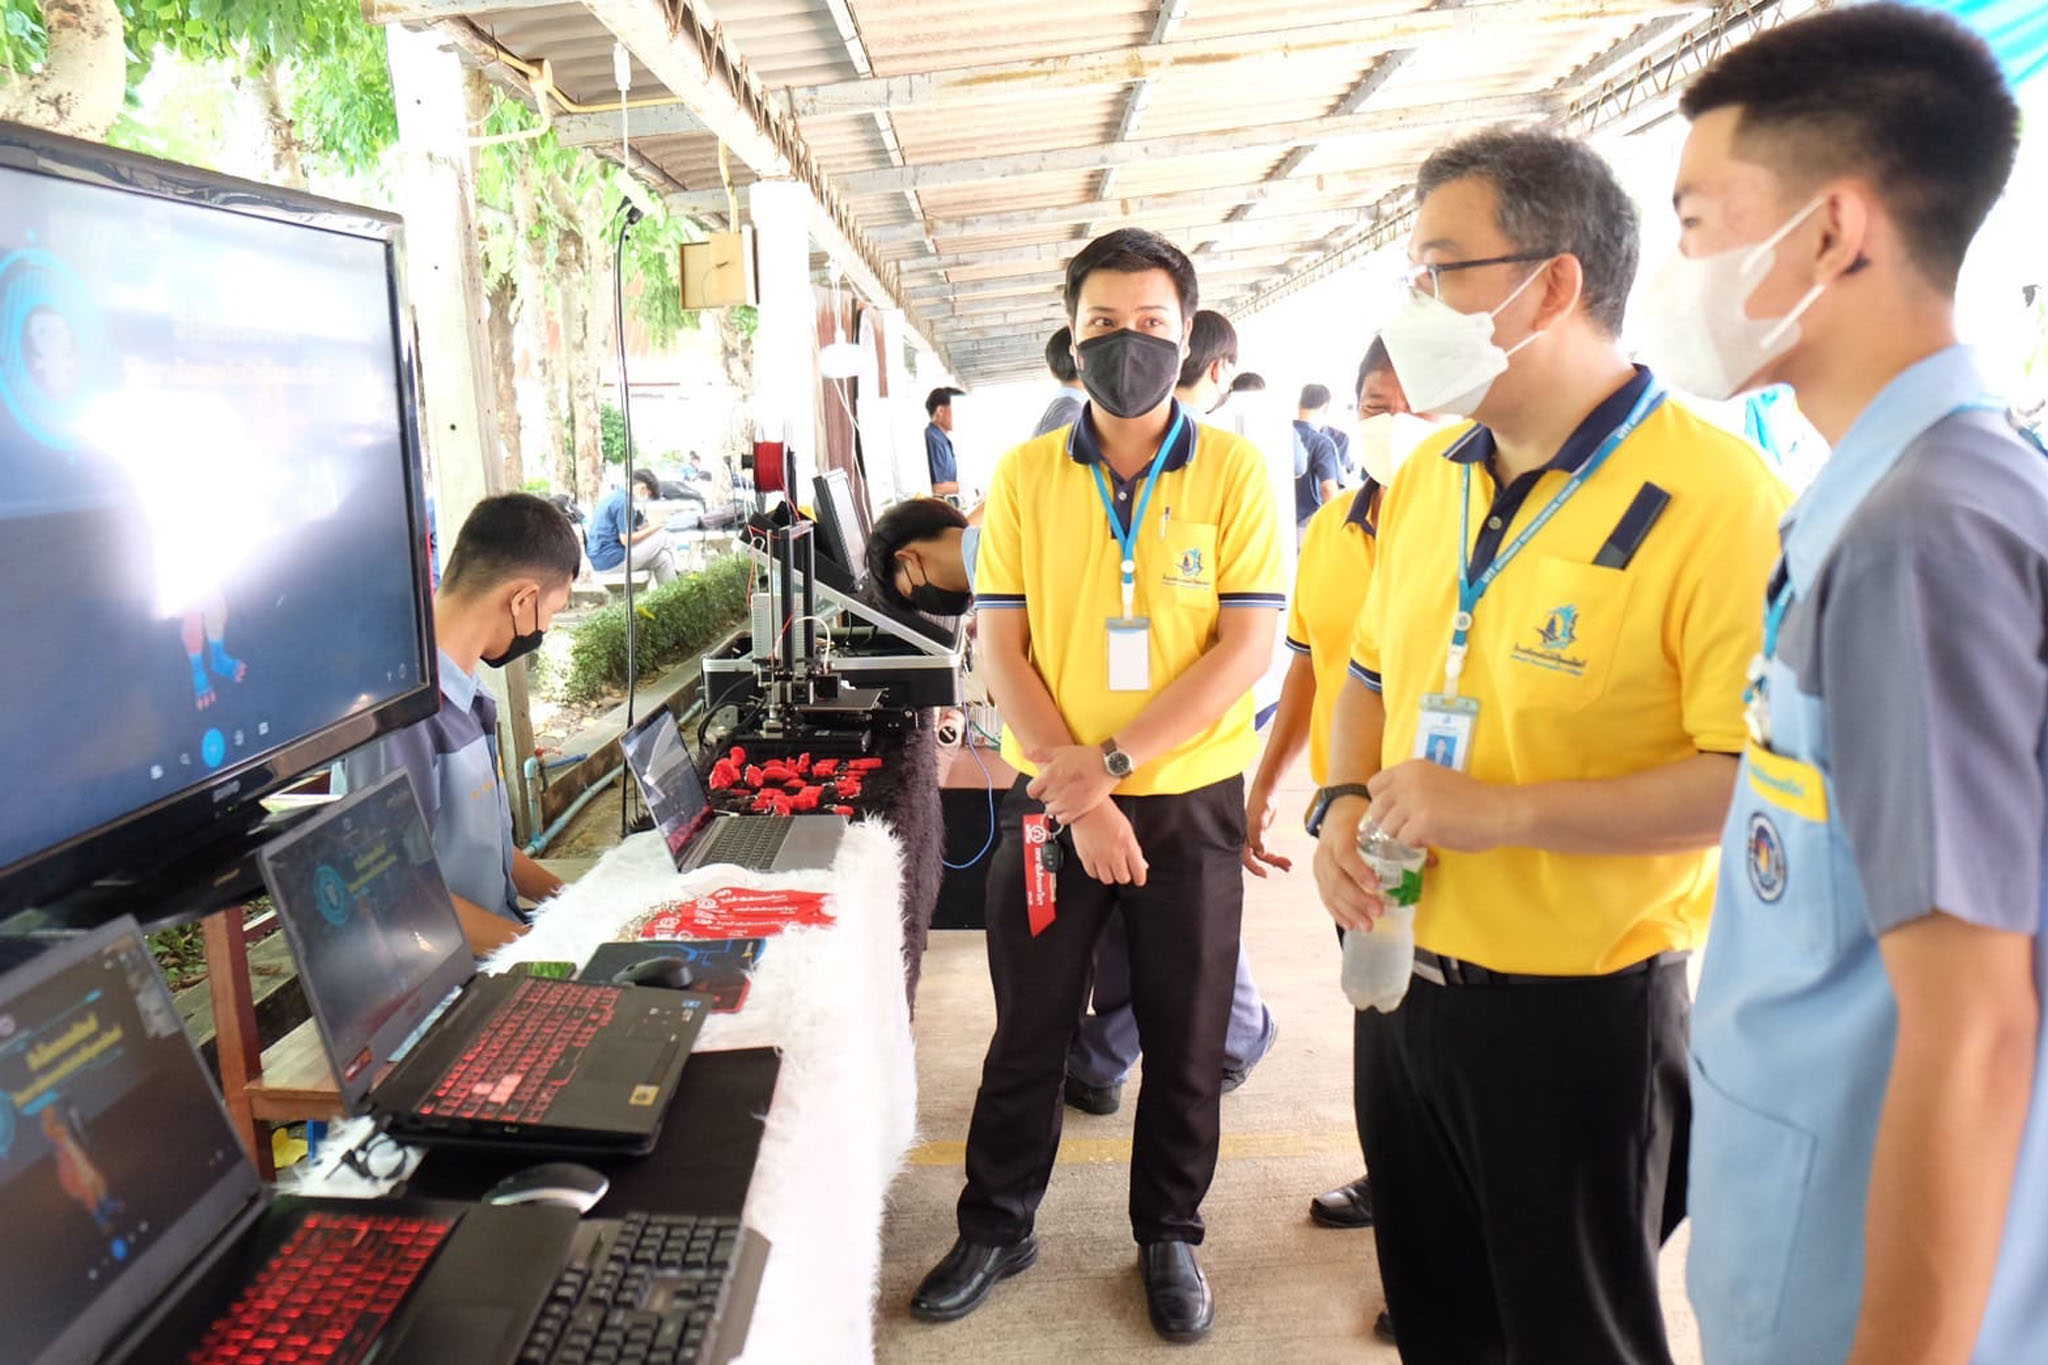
[1352,412,1435,486]
[1381,264,1548,417]
[1635,196,1829,402]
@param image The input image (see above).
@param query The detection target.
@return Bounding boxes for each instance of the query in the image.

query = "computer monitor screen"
[258,773,471,1112]
[812,469,869,573]
[0,921,260,1365]
[622,712,711,865]
[0,130,435,912]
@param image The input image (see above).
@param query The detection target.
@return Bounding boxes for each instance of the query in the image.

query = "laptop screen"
[0,921,260,1365]
[622,712,711,866]
[258,772,472,1112]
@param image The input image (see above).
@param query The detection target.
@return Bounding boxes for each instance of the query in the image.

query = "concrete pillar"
[747,179,819,504]
[386,22,534,842]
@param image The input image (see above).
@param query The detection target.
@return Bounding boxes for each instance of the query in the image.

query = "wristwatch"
[1304,784,1375,837]
[1100,737,1135,780]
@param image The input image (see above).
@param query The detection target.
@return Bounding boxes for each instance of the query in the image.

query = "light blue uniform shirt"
[1690,348,2048,1363]
[960,525,981,594]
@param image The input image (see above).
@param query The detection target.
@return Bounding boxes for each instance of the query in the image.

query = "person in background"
[1034,328,1088,438]
[1323,406,1355,483]
[1311,128,1785,1364]
[586,467,677,585]
[344,494,579,953]
[1243,338,1420,1344]
[1642,10,2046,1363]
[910,228,1283,1344]
[1065,306,1278,1119]
[1292,385,1342,537]
[926,387,967,497]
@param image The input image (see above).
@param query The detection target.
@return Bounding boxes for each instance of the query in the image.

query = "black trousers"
[1356,959,1691,1365]
[957,775,1245,1246]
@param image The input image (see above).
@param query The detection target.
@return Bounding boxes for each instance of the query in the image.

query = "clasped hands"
[1025,745,1147,887]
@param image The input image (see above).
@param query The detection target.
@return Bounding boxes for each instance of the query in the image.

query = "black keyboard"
[189,1211,456,1365]
[698,817,791,870]
[518,1212,742,1365]
[417,978,620,1123]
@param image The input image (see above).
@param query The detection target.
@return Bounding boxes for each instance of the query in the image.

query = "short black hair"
[1045,327,1078,384]
[1355,337,1394,401]
[1680,4,2018,291]
[925,387,964,419]
[1298,383,1331,411]
[631,467,660,497]
[1417,129,1639,335]
[1177,310,1238,390]
[441,492,582,597]
[1065,227,1199,321]
[863,497,970,612]
[1231,372,1266,393]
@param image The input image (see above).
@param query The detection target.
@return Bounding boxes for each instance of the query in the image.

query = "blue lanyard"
[1445,381,1665,693]
[1090,408,1187,619]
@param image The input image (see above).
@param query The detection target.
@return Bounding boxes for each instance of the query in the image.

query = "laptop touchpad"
[582,1037,671,1084]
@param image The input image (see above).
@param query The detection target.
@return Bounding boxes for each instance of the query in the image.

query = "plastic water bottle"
[1341,822,1426,1013]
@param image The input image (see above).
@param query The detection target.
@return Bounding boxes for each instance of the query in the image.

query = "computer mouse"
[482,1162,610,1213]
[613,955,698,991]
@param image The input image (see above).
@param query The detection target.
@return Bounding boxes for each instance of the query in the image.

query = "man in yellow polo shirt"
[910,228,1283,1344]
[1310,130,1784,1364]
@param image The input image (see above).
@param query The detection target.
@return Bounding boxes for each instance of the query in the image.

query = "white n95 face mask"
[1635,196,1830,402]
[1353,413,1435,486]
[1380,265,1548,418]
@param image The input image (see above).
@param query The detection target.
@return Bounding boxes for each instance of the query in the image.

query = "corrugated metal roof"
[393,0,1805,381]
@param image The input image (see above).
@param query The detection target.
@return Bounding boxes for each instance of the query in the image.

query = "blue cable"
[942,731,998,871]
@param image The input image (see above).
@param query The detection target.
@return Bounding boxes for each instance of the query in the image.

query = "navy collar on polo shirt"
[1068,399,1198,535]
[1345,479,1381,536]
[1451,364,1655,577]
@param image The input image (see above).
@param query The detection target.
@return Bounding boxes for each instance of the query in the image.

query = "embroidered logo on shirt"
[1746,811,1788,903]
[1160,543,1214,591]
[1510,602,1589,676]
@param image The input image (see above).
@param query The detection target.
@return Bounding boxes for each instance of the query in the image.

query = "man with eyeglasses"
[1308,129,1786,1363]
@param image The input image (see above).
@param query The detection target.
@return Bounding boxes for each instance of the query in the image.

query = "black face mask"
[482,596,545,669]
[908,583,972,617]
[1077,328,1182,420]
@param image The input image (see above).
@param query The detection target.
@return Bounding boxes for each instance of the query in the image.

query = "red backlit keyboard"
[416,978,621,1124]
[188,1211,455,1365]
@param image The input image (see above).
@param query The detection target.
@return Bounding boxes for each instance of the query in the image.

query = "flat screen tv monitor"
[0,124,437,917]
[812,468,869,574]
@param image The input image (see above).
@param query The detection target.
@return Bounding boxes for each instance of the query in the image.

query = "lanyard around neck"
[1445,381,1665,695]
[1090,408,1187,620]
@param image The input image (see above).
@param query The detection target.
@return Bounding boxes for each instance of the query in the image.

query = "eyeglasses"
[1401,252,1557,299]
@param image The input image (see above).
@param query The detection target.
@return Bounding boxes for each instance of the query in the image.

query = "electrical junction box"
[680,229,758,309]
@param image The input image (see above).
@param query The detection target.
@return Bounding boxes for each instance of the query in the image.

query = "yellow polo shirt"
[1286,485,1379,787]
[976,401,1285,796]
[1350,370,1787,975]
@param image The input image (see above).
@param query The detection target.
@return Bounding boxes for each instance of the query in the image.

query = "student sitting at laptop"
[344,494,579,954]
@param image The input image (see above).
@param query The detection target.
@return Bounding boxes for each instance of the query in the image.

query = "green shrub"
[560,554,751,703]
[522,476,552,495]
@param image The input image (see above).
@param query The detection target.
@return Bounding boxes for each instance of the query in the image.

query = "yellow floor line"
[907,1131,1359,1167]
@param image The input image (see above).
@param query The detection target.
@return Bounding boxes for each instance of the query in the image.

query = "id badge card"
[1107,617,1151,693]
[1415,693,1479,772]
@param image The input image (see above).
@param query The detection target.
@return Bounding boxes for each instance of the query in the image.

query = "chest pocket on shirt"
[1499,557,1632,711]
[1155,521,1218,606]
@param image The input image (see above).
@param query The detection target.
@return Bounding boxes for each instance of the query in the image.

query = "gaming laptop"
[621,711,846,875]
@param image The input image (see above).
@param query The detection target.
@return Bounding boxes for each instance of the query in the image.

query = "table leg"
[203,909,272,1179]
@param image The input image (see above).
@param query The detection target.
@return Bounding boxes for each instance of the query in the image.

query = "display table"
[293,821,917,1364]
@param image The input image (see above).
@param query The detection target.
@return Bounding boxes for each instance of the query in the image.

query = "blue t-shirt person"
[925,422,958,487]
[585,486,642,571]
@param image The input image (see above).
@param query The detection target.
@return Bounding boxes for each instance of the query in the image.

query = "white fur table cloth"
[290,822,917,1364]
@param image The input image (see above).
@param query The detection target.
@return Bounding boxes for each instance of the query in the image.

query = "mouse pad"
[580,939,765,1012]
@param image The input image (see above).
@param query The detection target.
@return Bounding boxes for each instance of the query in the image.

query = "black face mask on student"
[483,596,545,669]
[907,582,972,617]
[1077,328,1182,419]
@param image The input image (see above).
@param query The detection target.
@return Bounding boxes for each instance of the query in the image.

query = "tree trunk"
[487,276,525,490]
[254,65,309,190]
[0,0,125,140]
[557,225,604,509]
[510,161,572,498]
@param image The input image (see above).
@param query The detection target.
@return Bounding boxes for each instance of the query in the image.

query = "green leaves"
[554,555,752,703]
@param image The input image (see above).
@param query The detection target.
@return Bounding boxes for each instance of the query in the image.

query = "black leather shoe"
[1308,1173,1374,1229]
[1140,1241,1214,1343]
[1374,1307,1397,1343]
[909,1235,1039,1323]
[1064,1073,1123,1116]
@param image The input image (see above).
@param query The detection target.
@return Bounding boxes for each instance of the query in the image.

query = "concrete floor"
[875,745,1703,1363]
